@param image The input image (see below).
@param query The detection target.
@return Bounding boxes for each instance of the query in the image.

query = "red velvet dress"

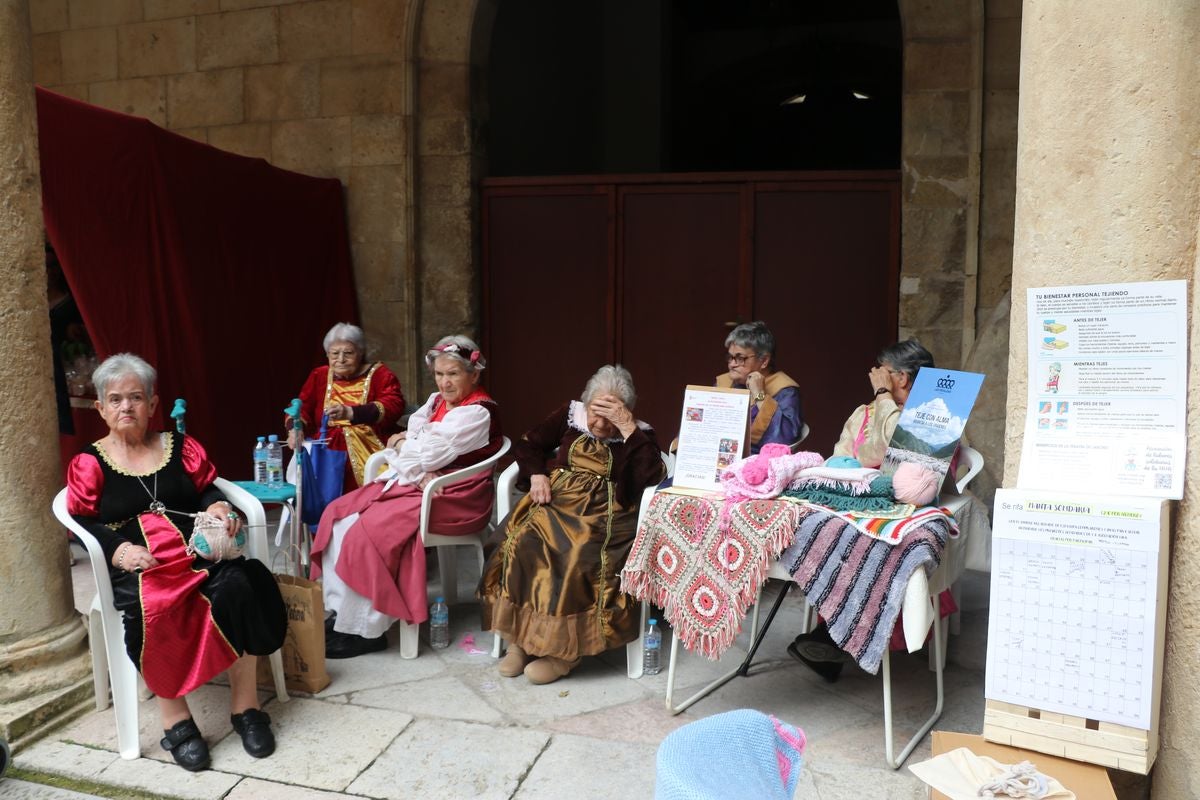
[67,433,286,699]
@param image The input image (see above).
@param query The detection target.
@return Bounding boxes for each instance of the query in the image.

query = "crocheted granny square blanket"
[621,492,803,659]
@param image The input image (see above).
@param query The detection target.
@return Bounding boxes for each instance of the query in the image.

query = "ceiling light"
[780,94,806,105]
[852,91,871,100]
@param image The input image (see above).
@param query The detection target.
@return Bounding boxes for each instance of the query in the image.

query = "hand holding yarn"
[187,511,247,561]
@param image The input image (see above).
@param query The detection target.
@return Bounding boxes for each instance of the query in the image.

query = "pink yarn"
[892,462,941,506]
[721,449,825,500]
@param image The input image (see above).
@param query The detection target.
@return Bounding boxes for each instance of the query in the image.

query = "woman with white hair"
[289,322,406,489]
[67,354,285,771]
[311,336,503,658]
[479,365,665,685]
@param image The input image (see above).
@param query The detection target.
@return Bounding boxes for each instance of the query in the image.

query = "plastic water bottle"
[253,436,268,484]
[430,597,450,649]
[266,434,284,488]
[644,618,662,675]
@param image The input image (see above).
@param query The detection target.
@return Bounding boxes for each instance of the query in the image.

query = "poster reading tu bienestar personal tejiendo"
[1019,280,1187,499]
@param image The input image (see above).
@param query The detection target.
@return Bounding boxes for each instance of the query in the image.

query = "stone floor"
[7,545,991,799]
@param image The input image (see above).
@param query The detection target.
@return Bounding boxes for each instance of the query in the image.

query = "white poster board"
[1018,280,1187,499]
[985,488,1167,730]
[672,385,750,492]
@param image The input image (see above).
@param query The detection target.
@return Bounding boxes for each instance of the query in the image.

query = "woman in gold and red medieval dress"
[67,354,286,772]
[288,322,406,491]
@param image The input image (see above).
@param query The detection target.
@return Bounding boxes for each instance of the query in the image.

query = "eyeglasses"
[726,353,752,366]
[328,349,358,361]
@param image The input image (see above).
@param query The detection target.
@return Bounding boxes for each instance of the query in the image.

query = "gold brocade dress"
[480,434,641,660]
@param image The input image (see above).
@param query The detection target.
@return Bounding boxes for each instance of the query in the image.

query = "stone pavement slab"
[349,674,506,724]
[347,717,549,800]
[209,697,411,791]
[224,777,373,800]
[513,733,655,799]
[0,779,104,799]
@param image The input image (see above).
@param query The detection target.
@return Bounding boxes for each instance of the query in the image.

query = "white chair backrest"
[953,445,984,494]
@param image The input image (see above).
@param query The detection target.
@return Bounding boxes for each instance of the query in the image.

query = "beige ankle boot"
[523,656,581,685]
[498,644,529,678]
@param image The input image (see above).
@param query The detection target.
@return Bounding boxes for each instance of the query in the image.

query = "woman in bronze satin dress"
[479,365,665,685]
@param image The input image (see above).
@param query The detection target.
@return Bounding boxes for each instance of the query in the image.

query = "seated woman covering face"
[288,322,406,491]
[831,339,935,468]
[67,354,286,772]
[310,336,503,659]
[718,321,804,455]
[479,365,666,685]
[792,338,936,682]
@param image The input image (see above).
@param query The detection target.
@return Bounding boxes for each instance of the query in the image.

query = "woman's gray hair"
[425,334,486,372]
[725,321,776,360]
[582,364,637,409]
[878,339,935,379]
[323,322,367,355]
[93,353,156,398]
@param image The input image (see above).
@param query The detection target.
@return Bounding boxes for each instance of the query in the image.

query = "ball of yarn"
[824,455,861,469]
[188,512,247,561]
[892,462,941,506]
[759,443,792,460]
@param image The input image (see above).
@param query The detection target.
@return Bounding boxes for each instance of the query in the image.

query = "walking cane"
[284,398,306,576]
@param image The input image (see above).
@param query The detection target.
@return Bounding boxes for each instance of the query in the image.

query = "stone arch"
[411,0,991,382]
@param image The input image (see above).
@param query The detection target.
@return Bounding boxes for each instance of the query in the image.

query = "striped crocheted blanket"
[621,492,803,659]
[780,505,955,674]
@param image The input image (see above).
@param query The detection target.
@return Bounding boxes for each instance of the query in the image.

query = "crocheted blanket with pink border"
[620,492,803,659]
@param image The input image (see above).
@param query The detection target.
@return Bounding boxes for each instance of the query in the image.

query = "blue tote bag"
[299,415,347,526]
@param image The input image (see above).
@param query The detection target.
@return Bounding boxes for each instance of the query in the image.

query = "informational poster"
[882,368,984,479]
[1019,280,1187,499]
[672,385,751,492]
[986,488,1167,730]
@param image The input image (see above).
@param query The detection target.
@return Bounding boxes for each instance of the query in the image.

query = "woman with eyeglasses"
[288,322,406,489]
[830,339,935,469]
[717,321,804,455]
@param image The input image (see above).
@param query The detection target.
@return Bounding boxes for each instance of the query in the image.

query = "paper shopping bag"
[257,573,331,694]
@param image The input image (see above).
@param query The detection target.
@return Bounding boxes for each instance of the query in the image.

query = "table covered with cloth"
[621,491,957,673]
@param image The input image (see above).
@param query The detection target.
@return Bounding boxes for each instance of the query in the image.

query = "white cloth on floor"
[908,747,1075,800]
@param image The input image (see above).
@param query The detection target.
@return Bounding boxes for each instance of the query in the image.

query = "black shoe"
[160,719,210,771]
[230,708,275,758]
[324,613,337,633]
[325,629,387,659]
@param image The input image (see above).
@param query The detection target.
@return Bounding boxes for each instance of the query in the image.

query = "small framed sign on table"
[671,385,751,493]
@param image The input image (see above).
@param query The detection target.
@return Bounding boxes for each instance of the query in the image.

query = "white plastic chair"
[362,436,512,659]
[53,478,289,761]
[488,451,674,679]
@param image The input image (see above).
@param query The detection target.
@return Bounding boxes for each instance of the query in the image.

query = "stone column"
[1005,3,1200,798]
[0,0,92,749]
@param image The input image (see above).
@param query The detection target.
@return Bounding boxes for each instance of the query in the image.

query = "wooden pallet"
[983,699,1156,774]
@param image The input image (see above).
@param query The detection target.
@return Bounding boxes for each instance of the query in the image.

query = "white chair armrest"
[364,450,390,483]
[418,437,513,542]
[954,445,984,495]
[213,477,270,565]
[495,461,521,522]
[53,489,116,611]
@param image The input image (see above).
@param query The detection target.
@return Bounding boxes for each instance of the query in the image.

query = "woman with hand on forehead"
[479,365,665,685]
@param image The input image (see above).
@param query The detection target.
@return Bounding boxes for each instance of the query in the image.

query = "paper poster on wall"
[986,488,1167,730]
[1018,280,1188,499]
[671,385,751,492]
[882,367,984,479]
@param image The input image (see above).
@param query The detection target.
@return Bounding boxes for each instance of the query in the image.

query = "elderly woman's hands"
[591,394,637,439]
[324,402,353,423]
[113,542,159,573]
[207,500,243,538]
[746,371,766,401]
[869,366,893,398]
[386,431,407,449]
[529,474,553,504]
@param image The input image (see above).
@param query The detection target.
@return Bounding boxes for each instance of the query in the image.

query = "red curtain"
[38,88,359,479]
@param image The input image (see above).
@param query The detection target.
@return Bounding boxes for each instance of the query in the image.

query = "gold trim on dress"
[93,432,175,477]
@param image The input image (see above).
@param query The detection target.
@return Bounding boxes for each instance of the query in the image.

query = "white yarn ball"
[187,512,246,561]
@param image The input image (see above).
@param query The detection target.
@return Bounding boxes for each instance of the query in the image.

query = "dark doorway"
[487,0,901,176]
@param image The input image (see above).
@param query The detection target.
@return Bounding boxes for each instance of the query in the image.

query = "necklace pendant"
[150,500,167,515]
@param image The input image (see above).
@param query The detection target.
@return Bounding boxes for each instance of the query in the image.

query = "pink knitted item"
[892,462,940,506]
[720,449,824,501]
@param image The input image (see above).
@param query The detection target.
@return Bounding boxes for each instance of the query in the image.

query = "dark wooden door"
[482,171,899,450]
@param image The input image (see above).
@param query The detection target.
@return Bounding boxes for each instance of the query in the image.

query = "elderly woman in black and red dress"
[67,354,285,772]
[479,365,665,685]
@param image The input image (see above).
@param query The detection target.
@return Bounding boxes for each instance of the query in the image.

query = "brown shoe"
[524,656,581,685]
[498,644,529,678]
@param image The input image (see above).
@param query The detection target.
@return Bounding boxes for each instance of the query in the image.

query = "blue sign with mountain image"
[882,368,985,479]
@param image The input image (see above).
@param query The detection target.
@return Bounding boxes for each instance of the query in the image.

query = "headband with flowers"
[425,341,485,369]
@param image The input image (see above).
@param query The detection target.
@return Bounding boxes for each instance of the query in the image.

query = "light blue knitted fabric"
[655,709,806,800]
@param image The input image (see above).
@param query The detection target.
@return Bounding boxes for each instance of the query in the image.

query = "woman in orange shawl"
[288,323,406,491]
